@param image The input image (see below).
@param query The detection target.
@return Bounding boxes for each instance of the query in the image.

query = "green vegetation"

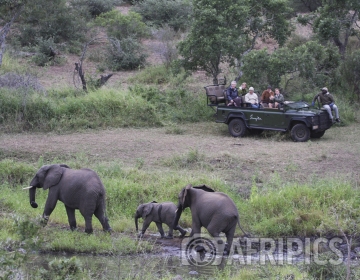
[1,0,360,278]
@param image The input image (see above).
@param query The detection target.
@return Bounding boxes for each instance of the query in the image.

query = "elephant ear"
[60,164,70,169]
[43,165,65,190]
[142,203,153,219]
[193,185,215,192]
[181,184,192,206]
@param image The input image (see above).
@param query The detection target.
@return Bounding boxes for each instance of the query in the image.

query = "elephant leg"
[43,193,59,223]
[175,225,187,237]
[65,205,77,230]
[224,226,236,256]
[139,218,152,237]
[189,221,201,237]
[79,208,93,234]
[155,222,165,238]
[94,205,111,232]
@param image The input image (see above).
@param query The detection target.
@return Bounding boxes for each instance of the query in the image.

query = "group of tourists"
[226,81,340,122]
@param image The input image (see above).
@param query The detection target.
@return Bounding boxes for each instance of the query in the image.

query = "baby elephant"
[135,201,186,239]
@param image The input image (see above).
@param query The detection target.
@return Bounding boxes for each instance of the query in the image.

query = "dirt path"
[1,123,359,190]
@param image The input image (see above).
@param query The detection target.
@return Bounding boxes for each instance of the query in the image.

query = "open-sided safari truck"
[205,84,333,142]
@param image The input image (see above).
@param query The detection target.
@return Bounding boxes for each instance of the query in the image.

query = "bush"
[106,38,147,71]
[14,0,88,49]
[132,0,193,31]
[95,10,149,40]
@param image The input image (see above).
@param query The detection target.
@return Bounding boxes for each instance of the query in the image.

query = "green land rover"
[204,84,333,142]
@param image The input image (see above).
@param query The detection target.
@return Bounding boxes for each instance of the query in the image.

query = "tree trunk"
[0,7,23,67]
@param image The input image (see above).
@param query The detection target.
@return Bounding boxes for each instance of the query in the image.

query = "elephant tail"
[237,218,249,237]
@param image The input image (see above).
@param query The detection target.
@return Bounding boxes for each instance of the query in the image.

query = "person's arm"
[255,94,259,104]
[329,94,335,103]
[312,93,319,104]
[245,94,249,103]
[311,93,319,106]
[226,88,233,101]
[279,94,284,103]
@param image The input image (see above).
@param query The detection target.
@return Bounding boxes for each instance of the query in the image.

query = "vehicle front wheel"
[310,130,325,139]
[291,123,310,142]
[228,118,246,137]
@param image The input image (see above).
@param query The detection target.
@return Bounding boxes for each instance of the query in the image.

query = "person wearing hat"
[226,80,242,107]
[245,87,260,108]
[311,87,340,122]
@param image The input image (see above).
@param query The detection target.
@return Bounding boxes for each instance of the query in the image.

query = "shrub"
[95,10,149,40]
[132,0,193,31]
[15,0,88,48]
[106,37,147,71]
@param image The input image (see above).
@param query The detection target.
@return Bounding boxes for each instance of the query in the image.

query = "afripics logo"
[181,234,225,266]
[181,234,344,267]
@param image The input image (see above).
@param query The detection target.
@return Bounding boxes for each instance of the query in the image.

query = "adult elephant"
[173,184,247,254]
[24,164,111,233]
[135,201,186,238]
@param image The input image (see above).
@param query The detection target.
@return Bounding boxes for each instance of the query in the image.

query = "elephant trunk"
[135,212,140,232]
[172,207,182,229]
[29,186,38,208]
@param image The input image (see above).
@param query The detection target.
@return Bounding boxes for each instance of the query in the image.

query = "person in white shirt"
[245,87,259,108]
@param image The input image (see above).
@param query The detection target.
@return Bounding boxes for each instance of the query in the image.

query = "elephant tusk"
[23,186,34,190]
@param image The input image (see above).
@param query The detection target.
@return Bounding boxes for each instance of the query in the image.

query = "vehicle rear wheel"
[228,118,246,137]
[291,123,310,142]
[248,129,263,135]
[310,130,325,139]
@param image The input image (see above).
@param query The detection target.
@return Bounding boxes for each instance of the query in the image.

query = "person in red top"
[260,86,274,108]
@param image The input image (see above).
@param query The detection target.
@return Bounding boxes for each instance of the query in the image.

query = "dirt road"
[1,122,359,191]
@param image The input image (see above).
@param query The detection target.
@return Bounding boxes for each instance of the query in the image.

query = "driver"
[311,87,340,123]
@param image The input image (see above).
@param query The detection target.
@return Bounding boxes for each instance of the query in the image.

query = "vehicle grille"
[318,112,332,130]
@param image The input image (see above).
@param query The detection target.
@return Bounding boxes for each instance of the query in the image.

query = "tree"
[178,0,292,84]
[0,0,26,66]
[241,41,340,93]
[298,0,360,58]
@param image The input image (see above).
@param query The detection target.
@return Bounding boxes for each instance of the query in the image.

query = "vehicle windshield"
[285,101,310,110]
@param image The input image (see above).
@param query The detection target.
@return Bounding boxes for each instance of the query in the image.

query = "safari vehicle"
[204,84,333,142]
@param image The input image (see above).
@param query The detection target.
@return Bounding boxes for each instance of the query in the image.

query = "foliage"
[106,37,147,71]
[243,177,360,237]
[11,0,88,49]
[0,87,162,132]
[32,37,63,66]
[297,0,360,57]
[132,0,193,31]
[0,159,34,186]
[178,0,293,82]
[241,41,340,93]
[95,10,149,40]
[152,26,180,68]
[71,0,120,18]
[336,50,360,101]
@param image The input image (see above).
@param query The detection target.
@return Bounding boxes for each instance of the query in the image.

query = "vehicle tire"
[228,118,246,137]
[248,129,263,135]
[310,130,325,139]
[290,123,310,142]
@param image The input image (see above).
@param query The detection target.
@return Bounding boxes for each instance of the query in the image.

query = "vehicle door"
[243,109,266,128]
[262,109,287,129]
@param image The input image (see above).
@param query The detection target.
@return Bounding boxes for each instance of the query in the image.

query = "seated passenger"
[260,86,274,108]
[273,88,284,108]
[239,82,247,96]
[226,80,242,107]
[311,87,340,122]
[245,87,260,108]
